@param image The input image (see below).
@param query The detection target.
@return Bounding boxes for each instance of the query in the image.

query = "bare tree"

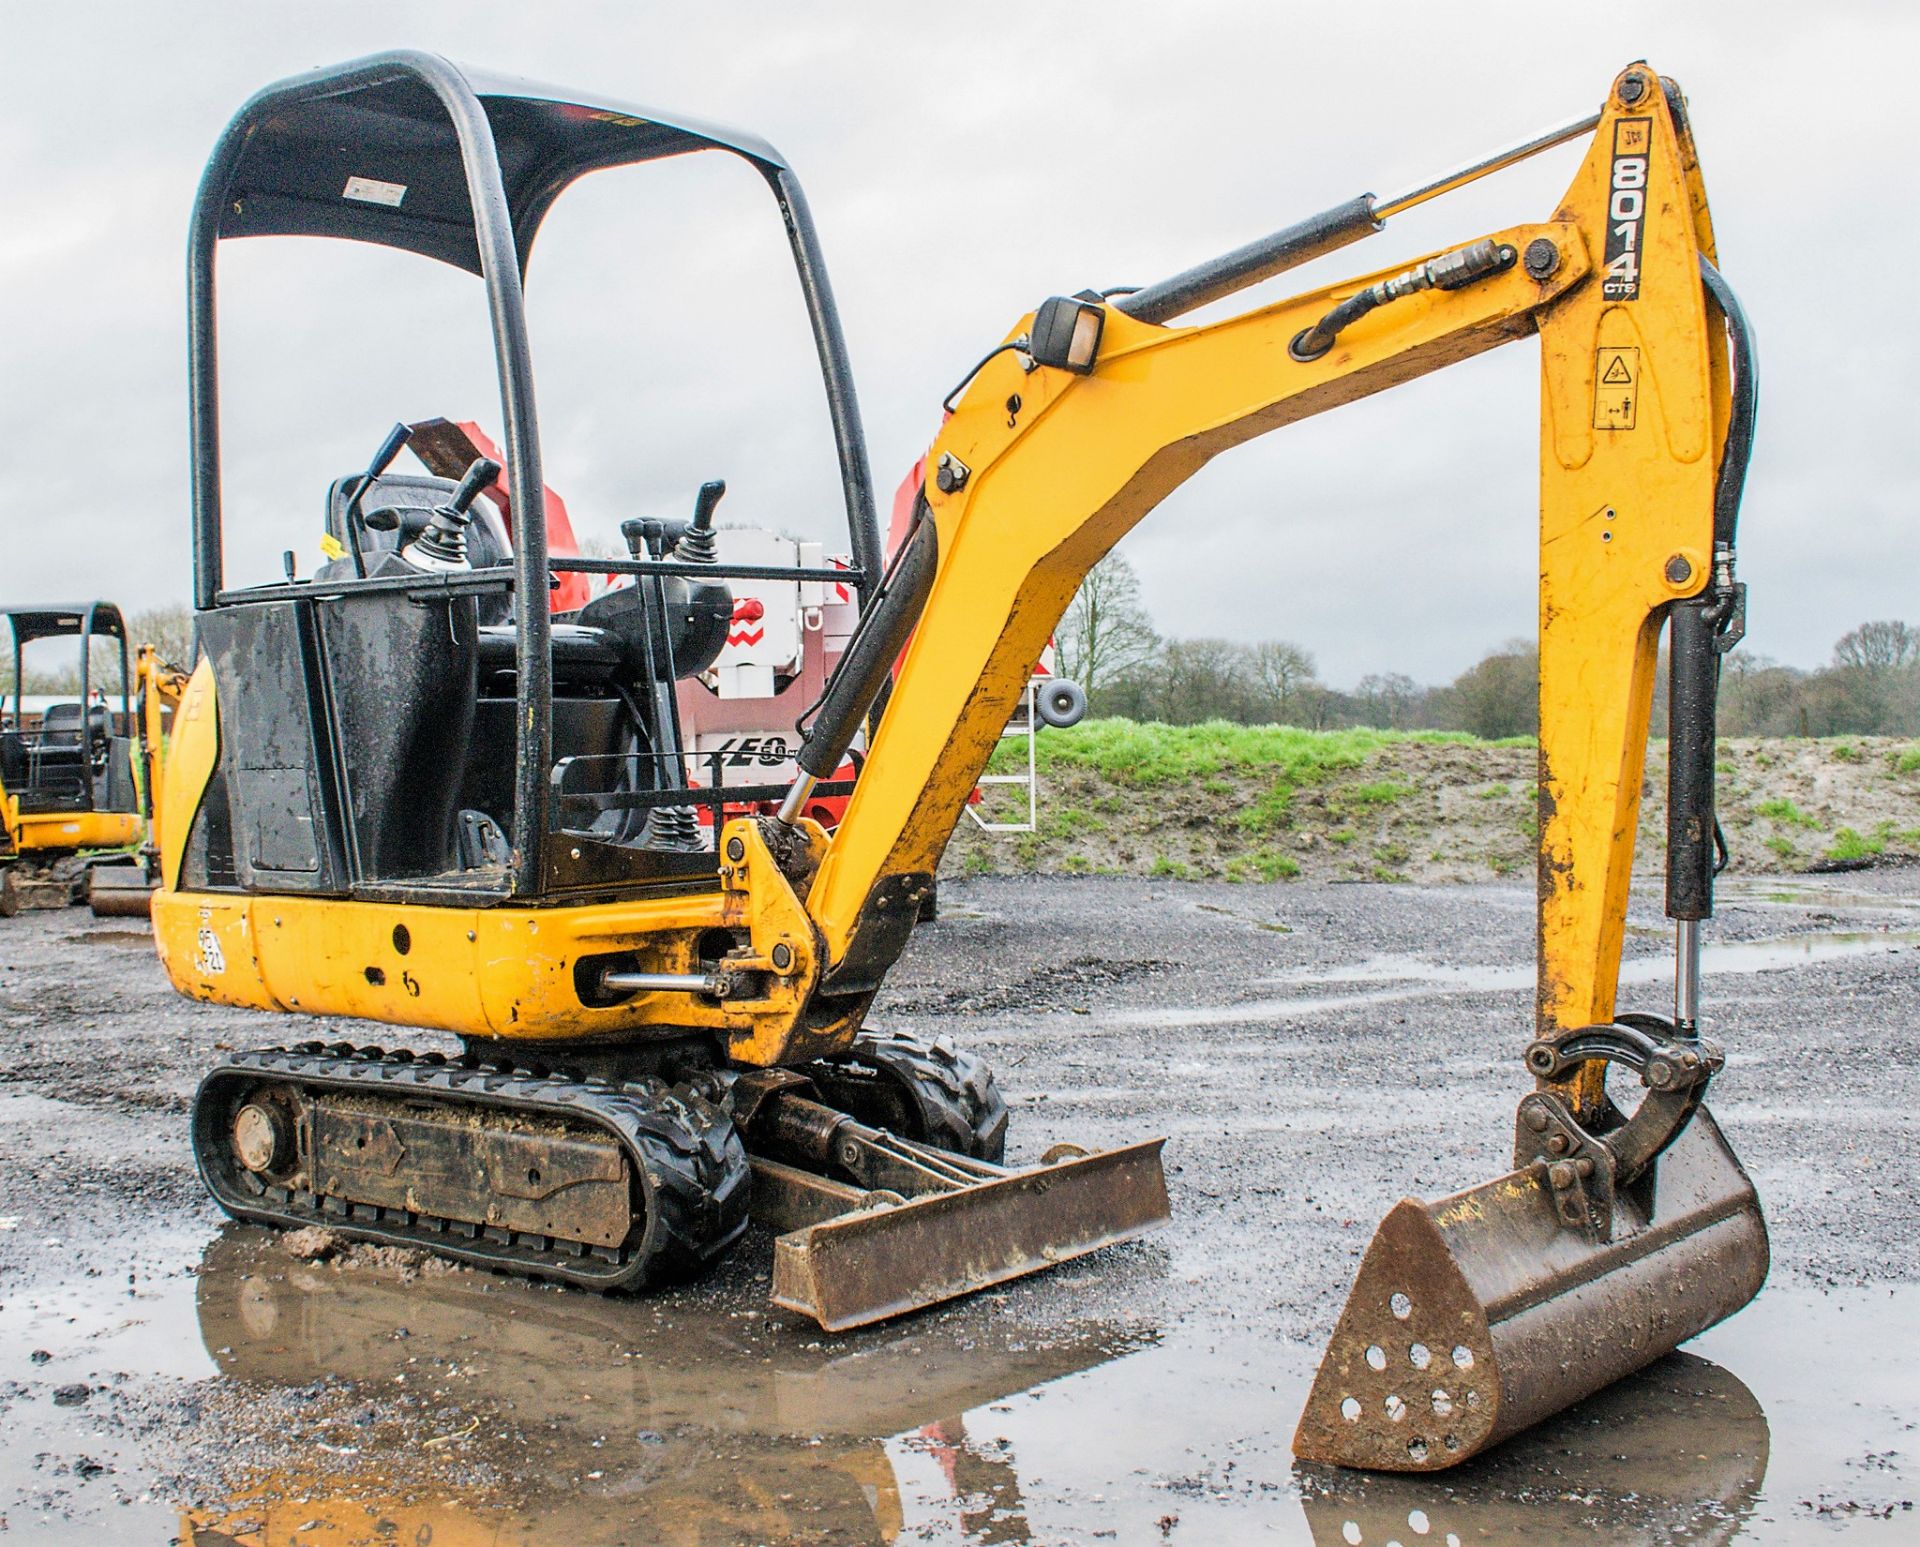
[1246,640,1320,723]
[1353,671,1421,729]
[1833,620,1919,671]
[126,605,196,670]
[1157,637,1253,723]
[1057,551,1159,693]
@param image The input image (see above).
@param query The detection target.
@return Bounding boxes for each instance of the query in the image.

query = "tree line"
[1057,553,1920,739]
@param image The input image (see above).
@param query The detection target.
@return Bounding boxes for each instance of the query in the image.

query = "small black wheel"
[1036,678,1087,729]
[802,1030,1008,1163]
[619,1077,752,1284]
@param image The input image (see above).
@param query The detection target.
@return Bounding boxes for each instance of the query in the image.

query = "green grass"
[1762,834,1796,860]
[999,717,1517,786]
[1225,848,1301,883]
[1756,797,1819,829]
[1895,748,1920,775]
[1343,779,1414,806]
[1830,743,1862,764]
[1476,783,1510,800]
[1825,827,1883,863]
[1148,854,1196,880]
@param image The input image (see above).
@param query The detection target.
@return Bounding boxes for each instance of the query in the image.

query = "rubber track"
[192,1042,749,1291]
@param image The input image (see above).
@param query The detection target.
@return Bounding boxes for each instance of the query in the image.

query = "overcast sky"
[2,2,1912,686]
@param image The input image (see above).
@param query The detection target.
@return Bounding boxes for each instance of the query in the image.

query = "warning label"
[1593,346,1639,430]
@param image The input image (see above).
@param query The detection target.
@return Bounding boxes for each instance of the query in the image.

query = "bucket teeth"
[1296,1107,1767,1471]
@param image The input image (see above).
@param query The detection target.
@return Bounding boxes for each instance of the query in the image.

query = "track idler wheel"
[1296,1018,1767,1472]
[800,1030,1008,1163]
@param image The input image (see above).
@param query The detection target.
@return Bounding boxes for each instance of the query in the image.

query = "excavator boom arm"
[800,69,1731,1064]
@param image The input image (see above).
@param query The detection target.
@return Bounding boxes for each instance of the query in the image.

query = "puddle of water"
[59,929,153,948]
[1119,928,1920,1029]
[3,1221,1915,1544]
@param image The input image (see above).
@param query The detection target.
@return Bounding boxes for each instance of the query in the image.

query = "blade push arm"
[776,66,1731,1071]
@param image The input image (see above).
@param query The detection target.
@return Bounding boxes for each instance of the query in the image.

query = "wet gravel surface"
[1,869,1917,1542]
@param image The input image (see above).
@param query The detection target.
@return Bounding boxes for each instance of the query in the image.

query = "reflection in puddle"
[169,1230,1836,1546]
[1299,1352,1769,1546]
[5,1221,1912,1542]
[182,1228,1154,1545]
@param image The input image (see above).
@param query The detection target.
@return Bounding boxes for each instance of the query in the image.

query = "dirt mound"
[944,733,1920,885]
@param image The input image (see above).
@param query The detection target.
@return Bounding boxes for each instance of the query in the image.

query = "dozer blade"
[87,864,154,918]
[768,1138,1169,1331]
[1295,1107,1765,1472]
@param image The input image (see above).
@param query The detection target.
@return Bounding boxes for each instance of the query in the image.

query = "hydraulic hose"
[1698,256,1758,548]
[1666,258,1759,1032]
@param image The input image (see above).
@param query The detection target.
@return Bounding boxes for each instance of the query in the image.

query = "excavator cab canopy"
[2,601,131,724]
[0,601,136,821]
[187,52,881,899]
[200,60,789,274]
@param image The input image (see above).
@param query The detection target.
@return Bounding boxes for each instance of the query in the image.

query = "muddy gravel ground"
[2,870,1918,1543]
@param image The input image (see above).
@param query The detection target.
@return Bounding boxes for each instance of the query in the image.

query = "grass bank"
[942,718,1920,884]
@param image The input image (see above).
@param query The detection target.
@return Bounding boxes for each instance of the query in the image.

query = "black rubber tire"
[620,1076,753,1285]
[1036,678,1087,729]
[802,1030,1009,1164]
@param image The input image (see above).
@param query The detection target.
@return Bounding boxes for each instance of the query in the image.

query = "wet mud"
[2,869,1917,1542]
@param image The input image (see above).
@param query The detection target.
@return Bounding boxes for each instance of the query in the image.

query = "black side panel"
[197,602,344,892]
[100,738,139,816]
[316,591,479,882]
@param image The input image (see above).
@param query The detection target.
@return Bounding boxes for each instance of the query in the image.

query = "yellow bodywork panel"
[6,807,140,855]
[156,660,829,1056]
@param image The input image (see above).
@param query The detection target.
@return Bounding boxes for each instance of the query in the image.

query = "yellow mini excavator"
[0,602,145,915]
[157,54,1764,1471]
[85,643,191,917]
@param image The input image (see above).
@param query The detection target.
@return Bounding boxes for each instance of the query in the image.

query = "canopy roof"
[1,603,127,646]
[200,50,788,275]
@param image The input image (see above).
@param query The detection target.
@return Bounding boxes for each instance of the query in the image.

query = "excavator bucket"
[1295,1104,1766,1471]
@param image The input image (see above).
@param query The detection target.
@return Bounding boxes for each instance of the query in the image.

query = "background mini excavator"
[156,53,1764,1471]
[0,602,144,915]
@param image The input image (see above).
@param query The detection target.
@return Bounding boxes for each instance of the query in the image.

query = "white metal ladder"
[965,680,1038,833]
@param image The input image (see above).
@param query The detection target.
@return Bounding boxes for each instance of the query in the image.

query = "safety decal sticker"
[1601,118,1652,301]
[1593,347,1639,430]
[342,175,407,208]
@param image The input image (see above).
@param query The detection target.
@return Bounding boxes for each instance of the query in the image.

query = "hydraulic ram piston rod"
[1114,109,1601,326]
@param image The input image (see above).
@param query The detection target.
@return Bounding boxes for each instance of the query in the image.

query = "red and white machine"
[675,460,1085,833]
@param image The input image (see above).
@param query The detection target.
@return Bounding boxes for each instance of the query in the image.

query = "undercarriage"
[191,1029,1169,1327]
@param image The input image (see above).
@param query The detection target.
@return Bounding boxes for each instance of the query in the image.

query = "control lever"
[679,479,725,564]
[399,457,501,573]
[619,478,726,563]
[341,422,415,579]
